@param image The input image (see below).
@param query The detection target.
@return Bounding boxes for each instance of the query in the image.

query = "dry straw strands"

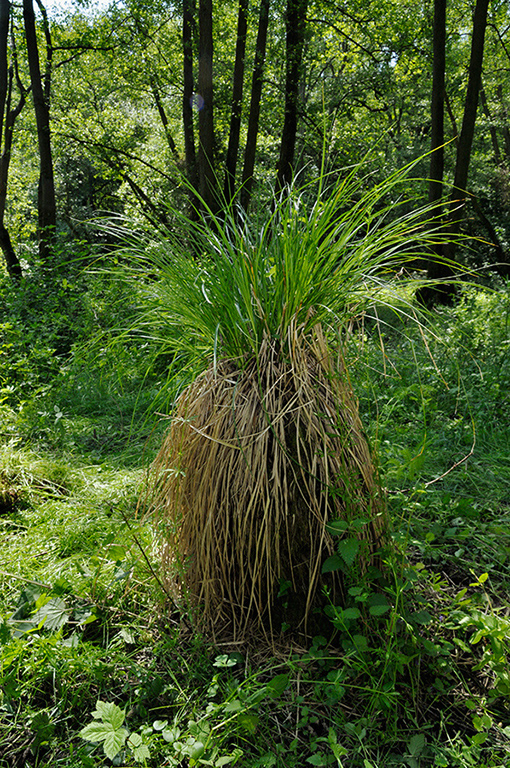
[149,323,387,643]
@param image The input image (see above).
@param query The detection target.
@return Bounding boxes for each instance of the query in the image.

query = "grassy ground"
[1,276,510,767]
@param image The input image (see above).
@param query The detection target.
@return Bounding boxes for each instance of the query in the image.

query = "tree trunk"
[446,0,489,235]
[197,0,217,212]
[183,0,198,191]
[444,89,459,138]
[151,76,179,160]
[240,0,270,212]
[418,0,446,302]
[496,85,510,161]
[480,85,502,164]
[428,0,446,210]
[23,0,56,262]
[0,0,22,279]
[223,0,248,205]
[470,194,509,275]
[423,0,489,305]
[275,0,308,194]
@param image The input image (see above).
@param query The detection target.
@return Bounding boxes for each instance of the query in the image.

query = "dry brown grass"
[148,324,387,642]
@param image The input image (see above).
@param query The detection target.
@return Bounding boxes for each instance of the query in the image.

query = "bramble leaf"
[92,700,125,730]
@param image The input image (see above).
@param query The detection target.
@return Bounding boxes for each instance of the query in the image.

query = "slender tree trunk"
[446,0,489,234]
[470,194,509,274]
[0,0,22,280]
[428,0,446,210]
[423,0,490,304]
[496,85,510,161]
[34,0,51,100]
[275,0,308,194]
[0,0,7,146]
[23,0,56,262]
[418,0,446,302]
[223,0,248,205]
[480,85,502,164]
[444,89,459,138]
[150,76,179,160]
[240,0,270,212]
[197,0,217,212]
[183,0,198,191]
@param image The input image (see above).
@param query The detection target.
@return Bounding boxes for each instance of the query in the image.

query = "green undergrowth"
[0,281,509,766]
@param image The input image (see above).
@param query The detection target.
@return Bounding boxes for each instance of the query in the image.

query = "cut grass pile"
[0,285,509,767]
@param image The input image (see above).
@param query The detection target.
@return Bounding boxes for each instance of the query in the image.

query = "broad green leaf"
[471,732,488,746]
[224,699,242,712]
[306,754,336,765]
[349,517,369,532]
[408,734,426,756]
[410,610,432,625]
[92,700,126,729]
[30,711,55,745]
[216,755,239,767]
[74,607,96,626]
[325,520,349,535]
[80,721,116,743]
[106,545,127,561]
[338,538,359,567]
[238,714,259,734]
[31,597,70,631]
[188,740,205,761]
[266,673,289,698]
[321,554,343,574]
[306,755,326,766]
[369,603,390,616]
[103,728,129,760]
[352,634,368,652]
[340,607,361,621]
[133,743,151,763]
[128,732,142,747]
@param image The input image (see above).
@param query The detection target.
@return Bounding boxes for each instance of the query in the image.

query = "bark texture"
[23,0,56,261]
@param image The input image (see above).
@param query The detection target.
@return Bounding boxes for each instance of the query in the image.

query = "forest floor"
[1,283,510,767]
